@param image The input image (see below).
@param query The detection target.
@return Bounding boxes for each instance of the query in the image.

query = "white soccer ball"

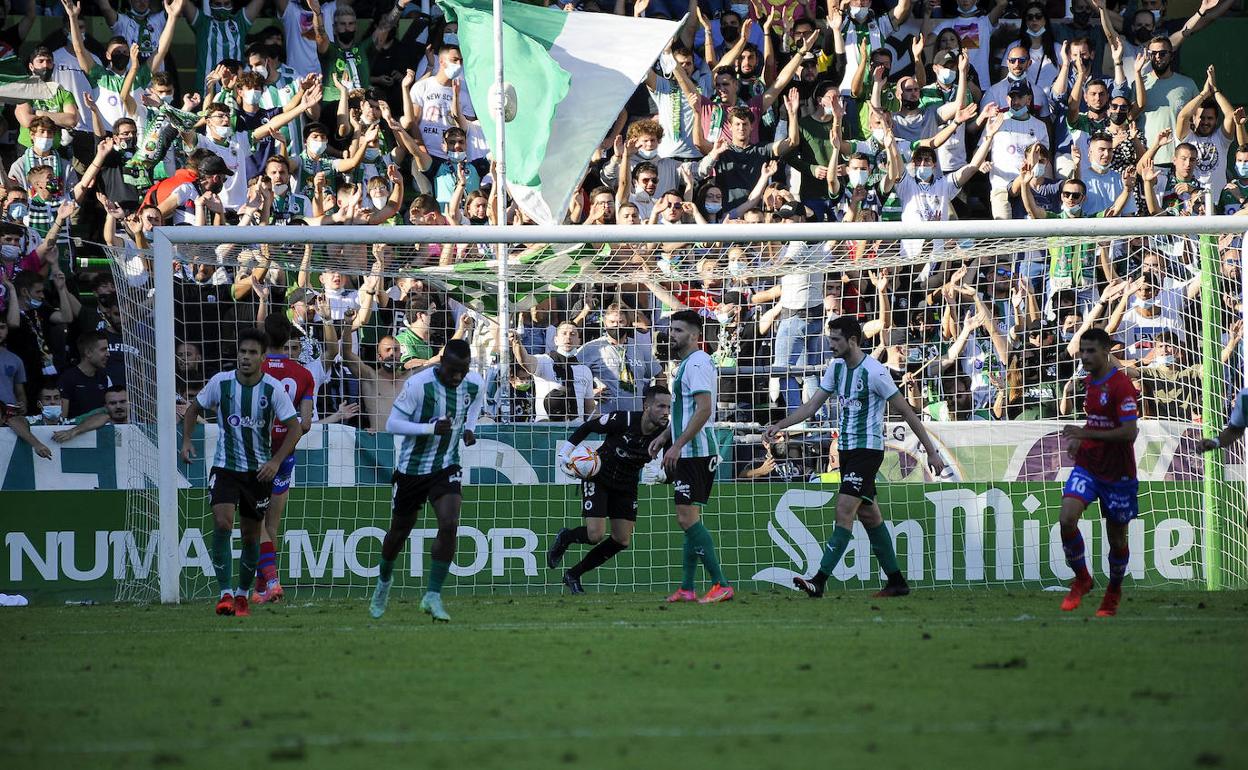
[566,445,600,480]
[488,81,518,123]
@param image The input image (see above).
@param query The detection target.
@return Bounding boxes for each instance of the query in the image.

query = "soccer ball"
[566,445,600,480]
[488,81,518,123]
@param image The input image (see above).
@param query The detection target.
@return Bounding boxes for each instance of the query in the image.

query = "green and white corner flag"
[438,0,682,225]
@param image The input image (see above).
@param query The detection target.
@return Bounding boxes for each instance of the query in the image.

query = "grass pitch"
[3,590,1246,770]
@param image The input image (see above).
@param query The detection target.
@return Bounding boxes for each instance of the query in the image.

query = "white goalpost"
[106,216,1248,603]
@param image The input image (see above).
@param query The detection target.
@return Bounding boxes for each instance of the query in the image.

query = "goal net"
[109,219,1248,603]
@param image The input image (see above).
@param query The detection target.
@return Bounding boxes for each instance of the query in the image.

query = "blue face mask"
[914,166,934,182]
[1010,106,1031,119]
[1237,161,1248,178]
[937,69,957,86]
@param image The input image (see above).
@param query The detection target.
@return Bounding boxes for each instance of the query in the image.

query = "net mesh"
[107,227,1248,602]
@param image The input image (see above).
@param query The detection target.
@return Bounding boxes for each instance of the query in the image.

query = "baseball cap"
[934,50,957,68]
[775,201,814,220]
[199,155,234,177]
[1007,80,1033,98]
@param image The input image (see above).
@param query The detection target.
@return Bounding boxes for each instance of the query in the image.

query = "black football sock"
[568,537,627,578]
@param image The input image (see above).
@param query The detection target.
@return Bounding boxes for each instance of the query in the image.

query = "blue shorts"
[1062,465,1139,524]
[271,454,298,495]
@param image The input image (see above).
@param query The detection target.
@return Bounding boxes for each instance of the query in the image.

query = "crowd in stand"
[0,0,1245,480]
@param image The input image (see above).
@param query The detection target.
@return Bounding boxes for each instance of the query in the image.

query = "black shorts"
[582,480,639,522]
[209,467,272,521]
[838,449,884,503]
[672,456,717,507]
[392,465,463,519]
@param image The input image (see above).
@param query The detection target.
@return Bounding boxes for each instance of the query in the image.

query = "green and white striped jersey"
[819,355,899,451]
[196,371,297,473]
[390,367,486,476]
[1229,386,1248,429]
[671,349,718,458]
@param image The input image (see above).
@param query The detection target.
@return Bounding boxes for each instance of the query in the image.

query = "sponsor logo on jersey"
[226,415,266,428]
[672,480,691,496]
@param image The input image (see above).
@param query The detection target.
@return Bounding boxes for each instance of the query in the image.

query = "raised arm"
[761,34,815,111]
[148,0,184,72]
[61,1,97,74]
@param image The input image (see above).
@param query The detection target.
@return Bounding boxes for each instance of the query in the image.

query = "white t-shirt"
[113,11,169,70]
[409,77,476,159]
[989,116,1049,191]
[53,47,96,133]
[1116,299,1185,360]
[934,17,993,90]
[281,0,338,79]
[533,354,593,421]
[1179,128,1233,199]
[897,174,959,258]
[194,133,248,210]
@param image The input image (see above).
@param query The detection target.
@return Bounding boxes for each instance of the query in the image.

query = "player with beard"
[547,385,672,594]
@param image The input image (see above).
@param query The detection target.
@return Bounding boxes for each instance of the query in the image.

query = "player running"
[650,310,734,604]
[1200,385,1248,455]
[253,314,315,604]
[764,316,948,599]
[180,329,302,617]
[546,384,672,594]
[1058,328,1141,617]
[369,339,484,623]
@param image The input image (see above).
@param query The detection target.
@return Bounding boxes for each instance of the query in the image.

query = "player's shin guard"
[865,522,901,577]
[687,522,728,586]
[211,527,233,594]
[239,540,260,592]
[681,529,698,591]
[569,537,627,579]
[568,526,592,545]
[1108,546,1129,590]
[1061,528,1091,580]
[428,560,452,594]
[258,541,277,586]
[814,525,854,586]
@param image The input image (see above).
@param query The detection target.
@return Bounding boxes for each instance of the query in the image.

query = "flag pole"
[492,0,511,422]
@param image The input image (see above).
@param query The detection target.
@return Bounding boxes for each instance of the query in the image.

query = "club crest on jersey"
[1099,391,1109,406]
[259,395,270,409]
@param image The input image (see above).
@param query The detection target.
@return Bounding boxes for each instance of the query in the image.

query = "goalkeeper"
[546,384,672,594]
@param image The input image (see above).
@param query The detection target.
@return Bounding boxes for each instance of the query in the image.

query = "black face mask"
[467,215,488,225]
[1108,110,1129,125]
[380,359,399,371]
[1072,10,1091,26]
[607,326,631,343]
[33,67,53,82]
[721,27,740,43]
[109,51,131,70]
[901,98,919,112]
[1134,28,1153,44]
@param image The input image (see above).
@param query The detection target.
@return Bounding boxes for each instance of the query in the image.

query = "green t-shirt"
[320,39,374,102]
[18,87,76,148]
[396,329,433,366]
[1045,210,1105,288]
[793,114,836,200]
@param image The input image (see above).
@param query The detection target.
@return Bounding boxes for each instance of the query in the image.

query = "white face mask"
[0,244,20,260]
[41,404,62,421]
[211,123,233,140]
[33,137,54,153]
[307,139,327,157]
[848,168,869,187]
[242,89,261,106]
[937,69,957,86]
[443,62,463,80]
[850,6,869,23]
[1007,70,1026,82]
[871,128,887,143]
[1033,162,1048,177]
[252,65,269,80]
[370,193,389,209]
[1090,161,1108,174]
[822,104,835,117]
[636,148,658,159]
[555,343,576,355]
[272,182,289,196]
[447,150,467,162]
[159,93,174,105]
[28,298,43,309]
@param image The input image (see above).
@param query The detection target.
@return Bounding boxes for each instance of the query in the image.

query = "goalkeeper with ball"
[764,316,948,599]
[547,384,672,594]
